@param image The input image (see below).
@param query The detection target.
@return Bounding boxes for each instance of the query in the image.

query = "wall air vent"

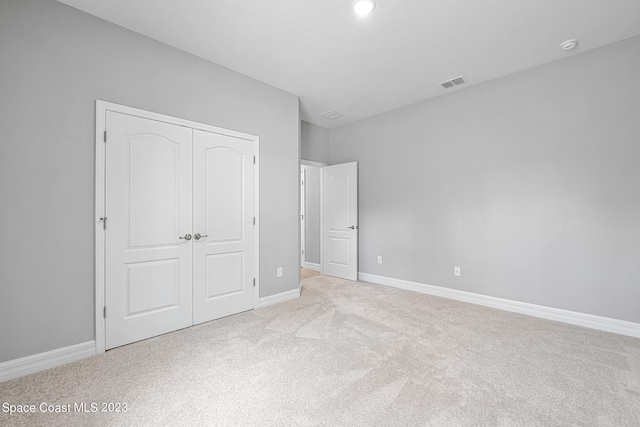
[321,110,346,120]
[440,75,467,89]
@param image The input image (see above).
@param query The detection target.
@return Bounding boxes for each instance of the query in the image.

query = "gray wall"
[302,165,322,265]
[0,0,300,363]
[330,35,640,323]
[301,121,330,164]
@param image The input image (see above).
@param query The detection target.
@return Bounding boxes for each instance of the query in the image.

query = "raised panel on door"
[322,162,358,280]
[105,111,193,349]
[193,129,254,325]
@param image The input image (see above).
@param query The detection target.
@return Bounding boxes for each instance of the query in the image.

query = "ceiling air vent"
[321,110,346,120]
[440,75,467,89]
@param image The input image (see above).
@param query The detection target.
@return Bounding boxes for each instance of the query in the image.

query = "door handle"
[348,225,358,230]
[194,233,208,241]
[179,234,192,241]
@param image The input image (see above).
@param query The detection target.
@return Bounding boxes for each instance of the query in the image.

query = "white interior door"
[105,111,193,349]
[192,130,255,324]
[322,162,358,280]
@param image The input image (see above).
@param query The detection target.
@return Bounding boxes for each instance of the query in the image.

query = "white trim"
[358,272,640,339]
[319,165,324,275]
[98,101,258,141]
[95,103,106,355]
[253,136,261,311]
[304,262,320,271]
[301,159,327,167]
[257,288,301,308]
[300,169,306,268]
[0,341,95,383]
[95,100,261,353]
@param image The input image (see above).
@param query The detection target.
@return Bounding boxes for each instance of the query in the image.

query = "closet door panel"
[193,130,254,324]
[105,111,193,349]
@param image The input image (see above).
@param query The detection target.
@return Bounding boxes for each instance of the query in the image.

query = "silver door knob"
[179,234,192,241]
[348,225,358,230]
[194,233,208,240]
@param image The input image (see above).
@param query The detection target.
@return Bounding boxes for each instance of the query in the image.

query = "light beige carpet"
[1,274,639,426]
[301,268,321,280]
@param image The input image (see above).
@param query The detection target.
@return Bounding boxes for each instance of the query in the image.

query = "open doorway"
[301,160,325,275]
[301,160,359,281]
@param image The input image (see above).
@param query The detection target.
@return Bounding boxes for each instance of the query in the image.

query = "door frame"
[94,100,260,354]
[300,160,326,273]
[300,169,305,268]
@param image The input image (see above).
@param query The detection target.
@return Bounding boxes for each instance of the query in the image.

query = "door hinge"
[253,217,255,225]
[103,306,107,318]
[302,249,304,255]
[301,214,304,220]
[253,278,256,287]
[103,130,107,143]
[253,156,255,164]
[100,217,107,230]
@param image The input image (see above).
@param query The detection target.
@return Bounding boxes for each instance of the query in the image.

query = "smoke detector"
[440,76,467,89]
[560,39,578,51]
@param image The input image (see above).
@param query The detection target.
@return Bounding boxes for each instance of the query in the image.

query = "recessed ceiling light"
[560,39,578,51]
[353,0,376,16]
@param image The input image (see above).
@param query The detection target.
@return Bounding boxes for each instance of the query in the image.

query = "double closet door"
[105,111,255,350]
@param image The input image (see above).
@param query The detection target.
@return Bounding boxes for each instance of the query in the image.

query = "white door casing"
[322,162,358,281]
[105,111,193,349]
[300,169,306,268]
[192,129,255,324]
[95,101,260,354]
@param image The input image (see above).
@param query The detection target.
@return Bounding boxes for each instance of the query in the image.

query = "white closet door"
[105,111,193,349]
[192,129,255,324]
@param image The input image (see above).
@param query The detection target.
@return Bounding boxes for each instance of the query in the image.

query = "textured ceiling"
[57,0,640,128]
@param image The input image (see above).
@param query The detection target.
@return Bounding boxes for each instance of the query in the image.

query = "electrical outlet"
[454,266,461,277]
[377,256,383,264]
[277,267,283,278]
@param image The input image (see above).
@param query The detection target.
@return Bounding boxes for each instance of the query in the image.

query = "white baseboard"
[304,262,320,271]
[257,288,301,308]
[358,272,640,339]
[0,341,96,383]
